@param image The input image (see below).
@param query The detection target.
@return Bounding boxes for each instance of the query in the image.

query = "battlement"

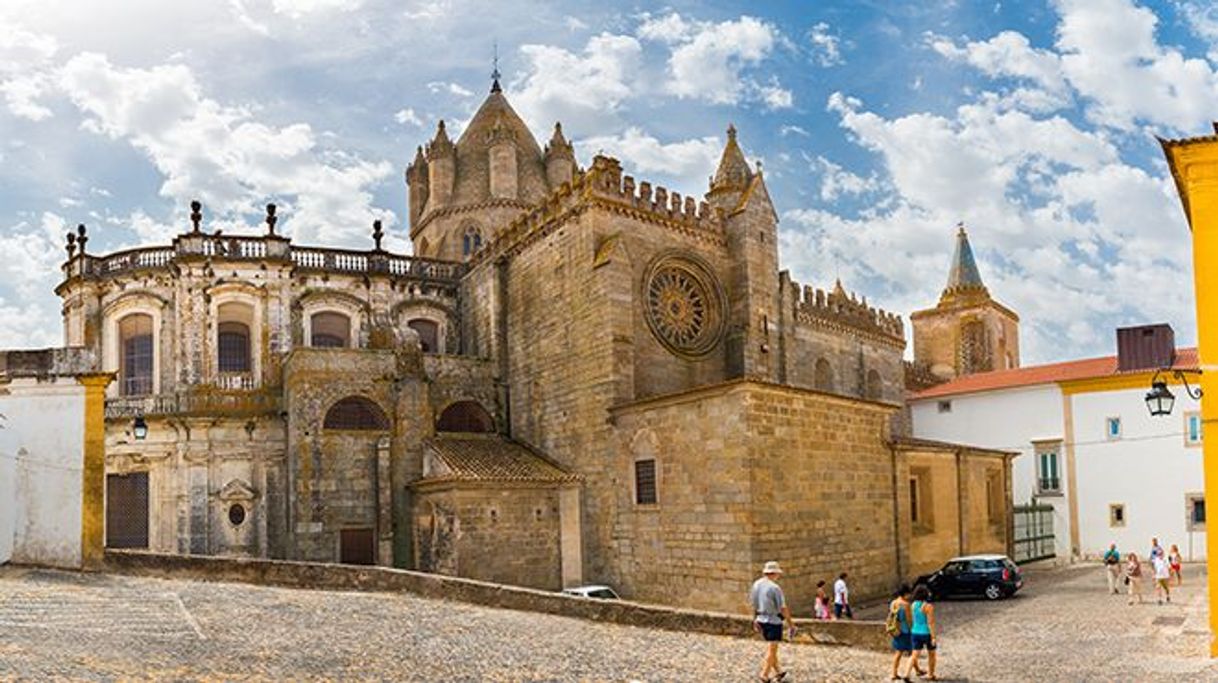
[791,276,905,343]
[469,154,725,266]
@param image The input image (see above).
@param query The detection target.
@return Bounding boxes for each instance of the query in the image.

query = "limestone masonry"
[42,76,1018,612]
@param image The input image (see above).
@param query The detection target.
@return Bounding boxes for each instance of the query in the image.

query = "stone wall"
[895,450,963,579]
[413,484,562,590]
[911,301,1019,380]
[611,380,902,614]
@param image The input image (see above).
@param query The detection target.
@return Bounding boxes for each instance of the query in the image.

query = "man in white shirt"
[833,572,853,619]
[749,561,793,682]
[1152,554,1172,604]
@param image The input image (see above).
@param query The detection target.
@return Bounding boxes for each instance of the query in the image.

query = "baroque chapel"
[53,77,1017,612]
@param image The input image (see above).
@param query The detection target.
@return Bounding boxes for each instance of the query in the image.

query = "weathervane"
[491,41,502,93]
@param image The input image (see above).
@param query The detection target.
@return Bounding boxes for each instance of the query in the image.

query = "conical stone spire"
[709,123,753,195]
[940,223,989,303]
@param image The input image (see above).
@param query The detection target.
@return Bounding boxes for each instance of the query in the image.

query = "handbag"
[1124,576,1130,585]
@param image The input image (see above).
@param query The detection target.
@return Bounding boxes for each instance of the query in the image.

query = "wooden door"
[106,472,149,548]
[340,527,375,565]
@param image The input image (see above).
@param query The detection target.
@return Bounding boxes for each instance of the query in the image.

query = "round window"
[643,255,725,357]
[228,503,246,527]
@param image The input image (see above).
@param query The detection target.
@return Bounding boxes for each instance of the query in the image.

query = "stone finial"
[491,41,502,94]
[709,123,753,194]
[76,224,88,253]
[190,199,202,234]
[265,203,278,236]
[65,231,77,258]
[372,219,384,251]
[727,123,737,141]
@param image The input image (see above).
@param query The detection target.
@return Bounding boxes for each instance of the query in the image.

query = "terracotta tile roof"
[911,347,1198,400]
[423,435,579,484]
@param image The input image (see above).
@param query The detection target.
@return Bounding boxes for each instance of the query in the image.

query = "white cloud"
[930,30,1070,110]
[512,33,643,133]
[780,125,809,137]
[1176,1,1218,61]
[642,13,786,106]
[269,0,365,19]
[809,22,843,67]
[756,79,794,110]
[0,24,58,120]
[575,127,721,193]
[811,156,882,202]
[426,81,474,97]
[394,107,422,126]
[58,52,393,245]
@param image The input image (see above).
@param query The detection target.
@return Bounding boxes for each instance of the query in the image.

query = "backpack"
[884,603,902,637]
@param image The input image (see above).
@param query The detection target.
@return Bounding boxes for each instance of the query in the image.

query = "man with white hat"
[749,560,793,682]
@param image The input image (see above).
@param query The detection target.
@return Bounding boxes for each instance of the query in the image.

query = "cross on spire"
[491,41,502,93]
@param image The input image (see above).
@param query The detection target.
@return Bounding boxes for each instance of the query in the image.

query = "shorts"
[910,633,937,651]
[1157,578,1170,589]
[891,633,912,652]
[759,622,784,642]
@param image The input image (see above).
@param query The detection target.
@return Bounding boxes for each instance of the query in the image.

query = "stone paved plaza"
[1,563,1216,682]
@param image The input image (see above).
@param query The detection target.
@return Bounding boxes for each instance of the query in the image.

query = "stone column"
[78,373,112,569]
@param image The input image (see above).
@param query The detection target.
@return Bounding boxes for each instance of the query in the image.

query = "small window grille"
[938,400,952,414]
[635,459,657,505]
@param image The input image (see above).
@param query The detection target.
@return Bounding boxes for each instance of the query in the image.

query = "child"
[814,580,832,619]
[1169,544,1183,586]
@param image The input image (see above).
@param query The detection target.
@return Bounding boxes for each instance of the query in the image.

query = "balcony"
[105,385,281,420]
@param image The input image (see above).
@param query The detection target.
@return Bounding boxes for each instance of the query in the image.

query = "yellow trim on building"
[78,373,112,570]
[1058,371,1189,395]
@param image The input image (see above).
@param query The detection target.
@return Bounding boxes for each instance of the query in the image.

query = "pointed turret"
[545,122,577,187]
[406,145,430,227]
[425,120,456,211]
[708,124,754,197]
[939,223,990,306]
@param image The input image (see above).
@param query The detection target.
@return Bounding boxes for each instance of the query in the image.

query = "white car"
[561,585,620,600]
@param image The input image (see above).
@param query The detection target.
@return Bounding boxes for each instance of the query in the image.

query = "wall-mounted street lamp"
[1145,369,1204,417]
[132,415,148,440]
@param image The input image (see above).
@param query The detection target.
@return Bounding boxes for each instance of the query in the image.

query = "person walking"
[887,584,924,681]
[833,572,853,619]
[749,561,794,683]
[1126,552,1144,605]
[1150,537,1165,561]
[905,585,939,681]
[1169,544,1184,586]
[1102,543,1121,594]
[1153,552,1172,604]
[813,580,831,620]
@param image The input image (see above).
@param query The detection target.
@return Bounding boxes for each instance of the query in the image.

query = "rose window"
[643,257,724,357]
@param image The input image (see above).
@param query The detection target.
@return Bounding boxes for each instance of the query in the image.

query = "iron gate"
[106,472,149,548]
[1013,503,1055,563]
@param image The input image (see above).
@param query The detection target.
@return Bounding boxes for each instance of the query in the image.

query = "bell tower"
[911,224,1020,380]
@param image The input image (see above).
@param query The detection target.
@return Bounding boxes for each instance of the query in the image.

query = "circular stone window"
[228,503,246,527]
[643,255,725,357]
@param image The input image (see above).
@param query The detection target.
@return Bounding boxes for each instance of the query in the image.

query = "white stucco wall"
[0,378,86,568]
[1070,387,1205,560]
[910,384,1070,558]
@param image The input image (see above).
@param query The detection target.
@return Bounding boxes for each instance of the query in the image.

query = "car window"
[943,561,966,574]
[588,589,617,599]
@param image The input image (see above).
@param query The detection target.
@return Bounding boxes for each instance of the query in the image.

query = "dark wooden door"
[340,528,375,565]
[106,472,149,548]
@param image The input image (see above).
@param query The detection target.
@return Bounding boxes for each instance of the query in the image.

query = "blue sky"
[1,0,1213,363]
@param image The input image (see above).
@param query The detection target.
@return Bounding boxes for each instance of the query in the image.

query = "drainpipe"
[956,448,966,556]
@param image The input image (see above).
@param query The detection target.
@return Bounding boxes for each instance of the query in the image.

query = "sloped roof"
[422,435,578,484]
[945,226,985,292]
[911,347,1199,400]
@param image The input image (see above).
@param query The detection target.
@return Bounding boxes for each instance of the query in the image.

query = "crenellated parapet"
[793,278,905,347]
[469,155,727,266]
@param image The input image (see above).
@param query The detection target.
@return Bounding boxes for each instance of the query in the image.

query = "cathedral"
[52,76,1019,612]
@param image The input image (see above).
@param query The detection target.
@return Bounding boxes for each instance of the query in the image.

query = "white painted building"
[0,349,108,569]
[910,325,1204,561]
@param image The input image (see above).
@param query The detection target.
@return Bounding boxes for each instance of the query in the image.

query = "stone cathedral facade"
[51,80,1015,612]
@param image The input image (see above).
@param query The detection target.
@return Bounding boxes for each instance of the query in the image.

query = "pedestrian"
[1150,537,1165,561]
[1126,552,1144,605]
[904,584,939,681]
[1169,544,1184,586]
[749,561,794,683]
[1153,552,1172,604]
[833,572,853,619]
[813,580,831,620]
[1102,543,1121,594]
[887,584,924,681]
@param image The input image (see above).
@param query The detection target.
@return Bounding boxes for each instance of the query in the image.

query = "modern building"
[41,77,1016,612]
[911,323,1204,561]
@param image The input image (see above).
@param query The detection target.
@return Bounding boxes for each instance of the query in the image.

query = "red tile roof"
[423,435,579,484]
[911,348,1198,400]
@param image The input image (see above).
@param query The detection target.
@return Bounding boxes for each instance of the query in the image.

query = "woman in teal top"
[905,585,939,681]
[888,585,924,681]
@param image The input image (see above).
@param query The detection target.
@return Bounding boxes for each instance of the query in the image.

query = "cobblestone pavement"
[1,563,1216,682]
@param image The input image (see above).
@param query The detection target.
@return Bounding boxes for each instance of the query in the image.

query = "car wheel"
[984,583,1003,600]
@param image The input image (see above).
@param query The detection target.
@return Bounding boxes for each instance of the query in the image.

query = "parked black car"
[915,554,1023,600]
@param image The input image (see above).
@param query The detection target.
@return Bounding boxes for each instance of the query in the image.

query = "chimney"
[1116,324,1175,371]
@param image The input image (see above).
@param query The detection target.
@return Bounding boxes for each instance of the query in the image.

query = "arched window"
[462,223,483,259]
[865,369,883,401]
[119,314,154,396]
[814,358,834,392]
[217,302,253,373]
[323,396,389,431]
[436,400,494,433]
[311,311,351,348]
[407,319,439,353]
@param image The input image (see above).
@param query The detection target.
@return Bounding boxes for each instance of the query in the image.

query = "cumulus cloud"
[0,24,58,120]
[511,33,643,133]
[58,52,393,244]
[427,81,474,97]
[810,156,882,202]
[394,107,422,126]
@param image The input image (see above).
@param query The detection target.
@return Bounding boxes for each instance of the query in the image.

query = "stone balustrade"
[105,386,281,419]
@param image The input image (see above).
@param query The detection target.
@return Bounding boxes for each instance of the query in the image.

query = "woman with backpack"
[886,584,924,681]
